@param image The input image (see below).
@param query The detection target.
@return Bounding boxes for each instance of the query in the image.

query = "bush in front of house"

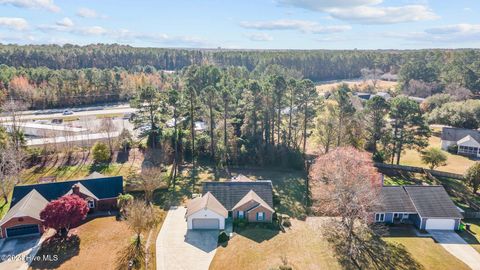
[447,144,458,153]
[218,231,229,243]
[92,141,111,163]
[233,219,247,230]
[282,218,292,228]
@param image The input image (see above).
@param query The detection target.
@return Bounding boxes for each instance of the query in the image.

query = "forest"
[1,44,480,109]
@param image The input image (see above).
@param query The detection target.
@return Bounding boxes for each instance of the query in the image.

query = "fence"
[374,163,464,180]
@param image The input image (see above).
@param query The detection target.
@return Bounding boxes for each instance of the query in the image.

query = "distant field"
[316,79,397,93]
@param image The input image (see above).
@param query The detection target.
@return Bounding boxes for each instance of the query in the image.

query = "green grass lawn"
[400,135,475,174]
[384,226,470,270]
[458,219,480,253]
[211,220,341,270]
[176,165,308,218]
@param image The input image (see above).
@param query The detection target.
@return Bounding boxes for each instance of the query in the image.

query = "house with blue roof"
[0,173,123,238]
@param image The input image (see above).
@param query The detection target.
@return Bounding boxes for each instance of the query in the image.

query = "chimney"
[72,184,80,195]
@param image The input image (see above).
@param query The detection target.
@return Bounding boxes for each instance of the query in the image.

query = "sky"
[0,0,479,50]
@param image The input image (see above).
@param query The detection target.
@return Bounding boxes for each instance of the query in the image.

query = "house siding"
[385,213,394,223]
[232,200,258,220]
[246,205,272,222]
[232,200,273,223]
[96,198,118,211]
[0,216,44,238]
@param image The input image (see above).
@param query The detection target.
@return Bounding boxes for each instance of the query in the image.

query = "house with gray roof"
[0,173,123,238]
[185,175,274,230]
[441,127,480,157]
[375,185,463,230]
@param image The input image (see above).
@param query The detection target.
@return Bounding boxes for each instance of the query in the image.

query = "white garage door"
[192,218,219,230]
[425,219,455,230]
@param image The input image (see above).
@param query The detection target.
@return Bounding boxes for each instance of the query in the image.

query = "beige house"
[185,175,275,230]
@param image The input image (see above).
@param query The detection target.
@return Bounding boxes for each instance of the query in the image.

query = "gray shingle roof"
[11,176,123,208]
[202,181,273,210]
[186,192,228,218]
[0,189,49,226]
[379,186,416,213]
[404,186,463,218]
[441,127,480,142]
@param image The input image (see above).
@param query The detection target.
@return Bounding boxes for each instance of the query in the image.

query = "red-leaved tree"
[40,194,89,236]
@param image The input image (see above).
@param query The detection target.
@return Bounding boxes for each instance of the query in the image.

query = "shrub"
[282,218,292,228]
[421,147,448,169]
[218,231,229,243]
[447,144,458,153]
[297,213,307,221]
[92,142,111,163]
[372,151,385,163]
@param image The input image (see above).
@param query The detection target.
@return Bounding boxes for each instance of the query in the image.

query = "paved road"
[0,104,136,121]
[156,206,219,270]
[429,230,480,270]
[0,235,44,270]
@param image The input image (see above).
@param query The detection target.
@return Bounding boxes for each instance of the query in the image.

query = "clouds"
[240,20,351,34]
[276,0,438,24]
[0,0,60,12]
[327,5,438,24]
[0,17,28,30]
[56,17,74,28]
[245,33,274,42]
[385,24,480,44]
[277,0,381,10]
[76,7,106,19]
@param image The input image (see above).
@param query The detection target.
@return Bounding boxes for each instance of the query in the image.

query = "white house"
[185,192,228,230]
[441,127,480,157]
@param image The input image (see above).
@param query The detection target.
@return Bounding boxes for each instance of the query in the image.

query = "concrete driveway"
[0,235,43,270]
[429,230,480,270]
[156,206,219,270]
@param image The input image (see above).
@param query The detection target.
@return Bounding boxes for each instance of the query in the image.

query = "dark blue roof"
[10,176,123,207]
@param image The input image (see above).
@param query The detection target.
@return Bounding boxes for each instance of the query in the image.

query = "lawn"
[383,226,470,270]
[177,165,308,218]
[29,216,134,270]
[458,219,480,253]
[399,135,475,174]
[21,149,142,184]
[210,219,341,270]
[211,219,470,270]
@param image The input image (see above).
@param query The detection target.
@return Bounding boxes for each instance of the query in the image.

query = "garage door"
[425,219,455,230]
[192,218,219,230]
[6,224,40,237]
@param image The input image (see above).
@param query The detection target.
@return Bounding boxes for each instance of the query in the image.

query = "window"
[237,211,244,219]
[375,213,385,222]
[87,200,95,209]
[403,214,409,219]
[458,146,479,155]
[394,213,401,219]
[257,212,265,221]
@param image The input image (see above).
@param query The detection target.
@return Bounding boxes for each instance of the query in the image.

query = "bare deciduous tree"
[99,117,118,154]
[309,147,383,269]
[138,168,166,204]
[0,143,25,207]
[1,100,27,150]
[119,200,159,270]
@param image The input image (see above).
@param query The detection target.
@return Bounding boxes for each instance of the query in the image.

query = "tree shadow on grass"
[235,223,280,243]
[30,234,80,269]
[328,232,423,270]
